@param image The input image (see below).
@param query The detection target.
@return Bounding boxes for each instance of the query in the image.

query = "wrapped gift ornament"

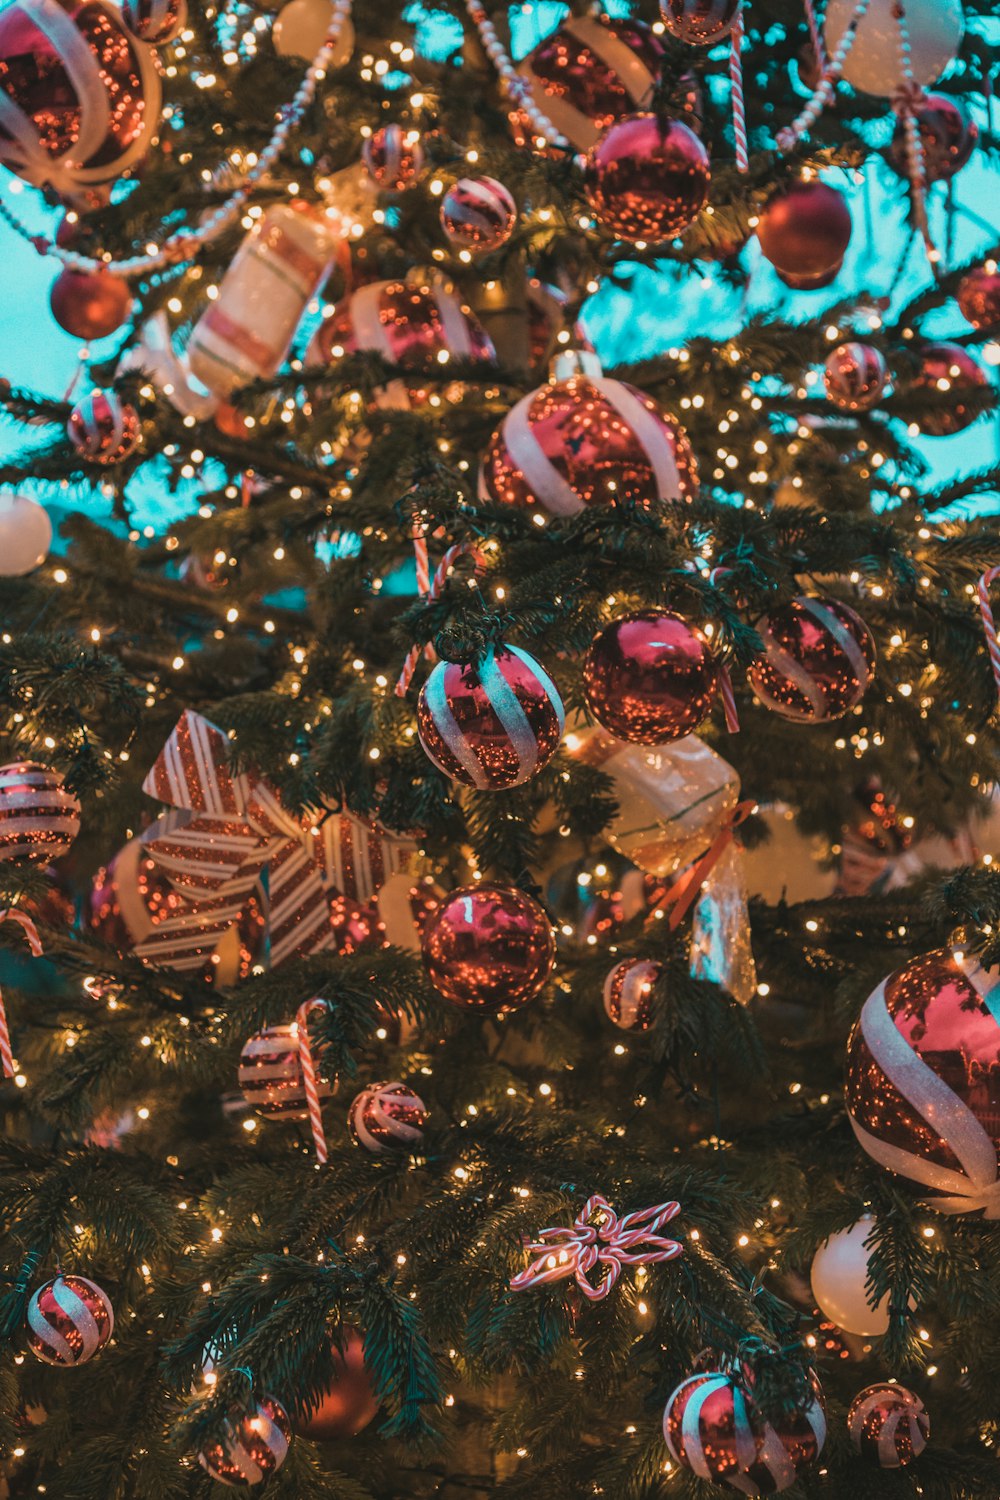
[690,842,756,1006]
[515,14,663,153]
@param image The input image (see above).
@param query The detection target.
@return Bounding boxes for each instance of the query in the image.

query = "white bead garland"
[775,0,872,153]
[463,0,582,162]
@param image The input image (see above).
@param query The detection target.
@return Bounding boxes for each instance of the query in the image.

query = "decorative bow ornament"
[510,1194,683,1302]
[138,711,416,970]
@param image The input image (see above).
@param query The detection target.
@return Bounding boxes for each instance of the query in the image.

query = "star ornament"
[510,1194,683,1302]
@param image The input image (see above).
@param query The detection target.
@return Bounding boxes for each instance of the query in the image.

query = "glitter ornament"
[272,0,353,63]
[887,93,978,183]
[27,1274,114,1366]
[583,113,710,243]
[67,389,141,464]
[848,1384,928,1467]
[846,949,1000,1216]
[748,597,875,723]
[0,494,52,575]
[0,761,80,863]
[663,1372,761,1483]
[603,957,661,1031]
[825,0,963,97]
[440,175,516,252]
[756,182,852,288]
[660,0,742,45]
[50,267,132,340]
[479,354,696,516]
[121,0,186,44]
[0,0,160,199]
[197,1395,291,1487]
[292,1330,378,1439]
[348,1079,428,1153]
[824,343,887,412]
[957,266,1000,330]
[422,883,554,1011]
[361,124,424,190]
[809,1217,890,1336]
[515,14,663,153]
[912,342,988,436]
[238,1022,335,1120]
[583,611,718,745]
[416,644,564,790]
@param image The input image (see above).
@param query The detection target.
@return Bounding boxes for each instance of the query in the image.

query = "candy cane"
[978,566,1000,711]
[0,910,43,1080]
[394,542,488,696]
[729,11,749,173]
[775,0,872,153]
[295,997,331,1164]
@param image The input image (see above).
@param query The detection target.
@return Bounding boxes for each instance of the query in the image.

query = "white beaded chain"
[775,0,872,153]
[462,0,581,161]
[892,0,938,268]
[0,0,354,278]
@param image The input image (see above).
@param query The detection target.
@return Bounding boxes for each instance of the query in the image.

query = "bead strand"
[893,1,939,269]
[775,0,871,153]
[463,0,581,160]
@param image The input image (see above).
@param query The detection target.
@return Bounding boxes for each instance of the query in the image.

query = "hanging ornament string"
[977,565,1000,712]
[775,0,872,153]
[463,0,580,160]
[395,542,489,696]
[729,11,749,173]
[510,1194,683,1301]
[0,0,355,278]
[295,997,331,1164]
[0,909,43,1080]
[892,2,939,271]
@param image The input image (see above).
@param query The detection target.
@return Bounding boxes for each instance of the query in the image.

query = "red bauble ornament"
[0,760,80,863]
[660,0,742,45]
[440,175,516,253]
[307,278,495,387]
[238,1023,335,1120]
[583,113,710,243]
[67,389,141,464]
[756,182,852,287]
[824,343,887,412]
[846,949,1000,1216]
[479,363,697,516]
[603,957,661,1031]
[887,93,978,183]
[912,341,988,436]
[348,1079,428,1153]
[361,124,423,190]
[847,1384,928,1468]
[50,267,132,340]
[957,265,1000,330]
[416,644,565,790]
[583,611,718,745]
[734,1370,827,1494]
[421,883,554,1011]
[748,597,875,722]
[197,1396,291,1487]
[121,0,186,43]
[27,1274,114,1366]
[663,1372,761,1482]
[515,14,663,153]
[293,1331,379,1439]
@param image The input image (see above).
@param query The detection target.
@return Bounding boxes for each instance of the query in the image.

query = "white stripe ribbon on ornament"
[432,277,476,359]
[592,377,683,502]
[423,647,561,788]
[677,1375,758,1480]
[28,1278,112,1364]
[800,598,872,688]
[517,17,656,151]
[349,282,396,359]
[352,1088,423,1152]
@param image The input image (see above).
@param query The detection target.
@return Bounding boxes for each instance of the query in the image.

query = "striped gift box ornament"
[0,761,81,863]
[27,1274,114,1366]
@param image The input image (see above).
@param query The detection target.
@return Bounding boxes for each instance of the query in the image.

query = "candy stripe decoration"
[238,1022,335,1120]
[0,761,81,863]
[847,1383,928,1467]
[348,1080,428,1153]
[824,343,887,411]
[603,957,661,1031]
[295,996,331,1163]
[417,645,565,790]
[660,0,743,44]
[663,1372,760,1481]
[515,14,663,152]
[395,541,488,696]
[511,1194,682,1300]
[361,124,424,189]
[440,175,516,252]
[27,1274,114,1366]
[726,1381,827,1494]
[749,597,875,721]
[198,1396,292,1487]
[308,277,496,371]
[67,390,141,464]
[121,0,186,43]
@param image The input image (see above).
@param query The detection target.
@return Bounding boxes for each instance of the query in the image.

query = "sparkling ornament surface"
[440,175,516,252]
[660,0,742,45]
[197,1395,291,1487]
[416,645,565,790]
[0,760,80,862]
[272,0,353,63]
[846,949,1000,1216]
[957,266,1000,330]
[480,375,696,516]
[361,124,423,190]
[913,342,988,436]
[756,182,851,282]
[308,278,495,384]
[824,343,887,412]
[732,1369,827,1495]
[67,389,140,463]
[847,1383,928,1467]
[27,1274,113,1366]
[348,1079,428,1153]
[825,0,962,97]
[809,1217,889,1335]
[748,597,875,722]
[121,0,186,44]
[887,93,977,183]
[292,1330,378,1438]
[583,113,710,243]
[50,267,132,340]
[0,494,52,575]
[583,611,718,745]
[515,14,664,153]
[603,957,661,1030]
[238,1023,335,1120]
[663,1372,761,1482]
[421,883,554,1011]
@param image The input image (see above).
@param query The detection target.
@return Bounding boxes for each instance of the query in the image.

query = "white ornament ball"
[824,0,963,97]
[0,494,52,576]
[273,0,354,63]
[809,1216,889,1336]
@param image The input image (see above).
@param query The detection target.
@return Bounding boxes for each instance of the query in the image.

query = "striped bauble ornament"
[67,391,141,465]
[824,343,887,412]
[348,1080,428,1154]
[361,124,424,190]
[440,176,516,253]
[27,1274,114,1366]
[238,1023,335,1120]
[847,1383,928,1468]
[515,15,663,152]
[121,0,186,43]
[0,761,81,863]
[663,1372,761,1482]
[416,644,564,790]
[603,957,661,1031]
[726,1371,826,1494]
[748,597,875,722]
[197,1395,292,1487]
[660,0,742,44]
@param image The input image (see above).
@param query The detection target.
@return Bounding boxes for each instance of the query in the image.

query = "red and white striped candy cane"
[802,0,826,73]
[729,11,748,173]
[0,909,43,1080]
[978,566,1000,711]
[295,997,331,1164]
[395,542,488,696]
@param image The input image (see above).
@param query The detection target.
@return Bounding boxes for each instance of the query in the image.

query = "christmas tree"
[1,0,1000,1494]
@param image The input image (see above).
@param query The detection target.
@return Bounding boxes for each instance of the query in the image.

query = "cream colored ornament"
[810,1216,890,1336]
[824,0,963,98]
[273,0,354,63]
[0,495,52,576]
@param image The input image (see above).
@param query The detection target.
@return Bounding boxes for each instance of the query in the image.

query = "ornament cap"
[550,348,603,382]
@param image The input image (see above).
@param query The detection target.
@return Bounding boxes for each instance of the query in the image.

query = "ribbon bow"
[648,799,756,932]
[138,711,416,971]
[0,909,43,1080]
[510,1194,683,1302]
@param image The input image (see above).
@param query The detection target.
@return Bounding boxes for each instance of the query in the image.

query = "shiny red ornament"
[67,389,141,463]
[479,368,697,516]
[846,949,1000,1217]
[823,343,887,412]
[660,0,742,45]
[603,957,661,1031]
[515,14,663,153]
[197,1395,291,1487]
[756,181,852,286]
[847,1383,928,1468]
[583,113,710,243]
[440,175,516,252]
[27,1273,114,1366]
[663,1372,761,1482]
[293,1330,379,1439]
[734,1369,827,1494]
[957,266,1000,330]
[348,1079,428,1153]
[583,611,718,745]
[361,123,423,190]
[121,0,186,43]
[748,597,875,722]
[0,760,80,863]
[238,1023,335,1120]
[416,644,565,790]
[50,267,132,340]
[887,93,978,183]
[421,883,554,1011]
[912,341,988,435]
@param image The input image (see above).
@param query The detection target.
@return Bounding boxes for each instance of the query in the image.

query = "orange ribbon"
[647,800,756,932]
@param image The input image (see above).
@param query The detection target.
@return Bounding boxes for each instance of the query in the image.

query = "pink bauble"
[660,0,742,45]
[583,113,710,243]
[957,266,1000,330]
[603,957,661,1030]
[361,124,424,190]
[748,597,875,722]
[756,182,852,282]
[0,761,80,863]
[728,1370,826,1494]
[67,389,141,464]
[583,611,718,744]
[440,175,516,252]
[887,93,977,183]
[198,1396,291,1487]
[421,883,554,1011]
[308,278,495,379]
[912,341,988,436]
[348,1080,428,1153]
[292,1331,379,1438]
[847,1384,928,1468]
[515,14,664,153]
[663,1372,761,1482]
[27,1274,114,1366]
[823,343,887,412]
